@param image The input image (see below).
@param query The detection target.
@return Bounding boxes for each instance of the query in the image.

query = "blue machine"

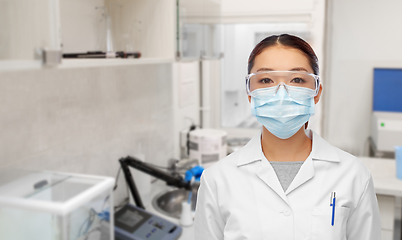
[371,68,402,156]
[373,68,402,112]
[115,203,182,240]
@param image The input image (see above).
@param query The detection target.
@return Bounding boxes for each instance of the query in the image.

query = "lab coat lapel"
[255,158,289,204]
[237,133,289,203]
[285,155,314,195]
[285,129,339,195]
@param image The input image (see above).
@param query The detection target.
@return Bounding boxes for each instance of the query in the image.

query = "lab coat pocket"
[310,206,350,240]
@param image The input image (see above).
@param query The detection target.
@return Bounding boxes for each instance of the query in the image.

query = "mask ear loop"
[245,76,250,95]
[314,77,321,96]
[306,77,320,130]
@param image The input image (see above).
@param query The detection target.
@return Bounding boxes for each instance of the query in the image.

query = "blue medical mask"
[250,85,315,139]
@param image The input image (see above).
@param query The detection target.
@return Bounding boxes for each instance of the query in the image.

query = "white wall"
[172,61,201,159]
[200,59,222,129]
[323,0,402,156]
[0,62,174,205]
[221,0,315,17]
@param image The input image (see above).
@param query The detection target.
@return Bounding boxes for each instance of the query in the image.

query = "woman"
[194,34,381,239]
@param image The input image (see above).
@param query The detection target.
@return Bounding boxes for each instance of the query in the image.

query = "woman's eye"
[291,77,305,84]
[259,78,273,84]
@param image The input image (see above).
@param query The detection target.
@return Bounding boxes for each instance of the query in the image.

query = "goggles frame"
[245,70,320,97]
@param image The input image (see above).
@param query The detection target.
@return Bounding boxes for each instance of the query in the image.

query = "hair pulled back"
[247,34,319,75]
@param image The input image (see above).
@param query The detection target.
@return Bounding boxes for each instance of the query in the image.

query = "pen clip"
[330,192,336,206]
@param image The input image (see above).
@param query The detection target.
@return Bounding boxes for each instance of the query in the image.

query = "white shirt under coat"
[194,129,381,240]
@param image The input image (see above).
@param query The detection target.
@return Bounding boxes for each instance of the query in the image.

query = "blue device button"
[146,233,151,238]
[152,228,156,233]
[148,220,153,224]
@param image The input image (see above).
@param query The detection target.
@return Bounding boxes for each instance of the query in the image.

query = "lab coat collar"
[308,129,340,163]
[237,129,340,167]
[237,132,263,167]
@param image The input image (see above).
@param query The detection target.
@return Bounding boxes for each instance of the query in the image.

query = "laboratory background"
[0,0,401,240]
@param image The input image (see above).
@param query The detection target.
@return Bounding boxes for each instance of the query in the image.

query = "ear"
[248,95,251,103]
[314,84,323,104]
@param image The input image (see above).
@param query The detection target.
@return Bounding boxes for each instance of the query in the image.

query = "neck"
[261,127,312,162]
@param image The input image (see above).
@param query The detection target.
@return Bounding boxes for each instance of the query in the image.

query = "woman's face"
[249,45,322,103]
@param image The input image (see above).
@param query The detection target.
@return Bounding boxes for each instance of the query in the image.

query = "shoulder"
[335,146,372,181]
[311,130,371,183]
[315,131,371,182]
[336,147,369,171]
[203,132,261,174]
[201,149,241,182]
[201,133,261,184]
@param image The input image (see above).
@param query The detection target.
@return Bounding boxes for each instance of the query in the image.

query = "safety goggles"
[245,70,320,99]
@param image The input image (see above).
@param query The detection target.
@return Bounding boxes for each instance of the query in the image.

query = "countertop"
[359,157,402,197]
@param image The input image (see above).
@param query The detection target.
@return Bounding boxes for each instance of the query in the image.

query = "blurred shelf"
[59,58,174,69]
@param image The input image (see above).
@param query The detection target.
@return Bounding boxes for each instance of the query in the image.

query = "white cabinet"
[0,0,225,69]
[0,0,60,68]
[0,0,177,70]
[60,0,176,59]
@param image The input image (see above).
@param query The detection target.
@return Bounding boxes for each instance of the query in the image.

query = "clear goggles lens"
[246,71,320,97]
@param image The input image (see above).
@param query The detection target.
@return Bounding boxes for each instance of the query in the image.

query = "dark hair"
[247,34,319,75]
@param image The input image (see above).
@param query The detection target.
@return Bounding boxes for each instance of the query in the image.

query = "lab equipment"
[246,70,320,97]
[119,156,192,209]
[114,203,182,240]
[371,112,402,155]
[189,129,227,168]
[179,200,193,227]
[152,188,197,220]
[395,146,402,180]
[184,165,204,182]
[0,169,115,240]
[370,68,402,157]
[117,156,189,239]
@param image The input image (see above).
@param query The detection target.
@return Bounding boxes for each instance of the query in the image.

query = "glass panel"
[180,23,203,59]
[0,170,113,240]
[177,0,222,60]
[28,176,102,203]
[202,24,223,59]
[0,170,102,203]
[0,206,59,240]
[67,191,112,240]
[0,0,60,61]
[0,186,112,240]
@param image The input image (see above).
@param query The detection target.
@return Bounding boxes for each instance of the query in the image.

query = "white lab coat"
[194,130,381,240]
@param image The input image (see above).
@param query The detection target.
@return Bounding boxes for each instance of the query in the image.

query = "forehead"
[251,45,313,73]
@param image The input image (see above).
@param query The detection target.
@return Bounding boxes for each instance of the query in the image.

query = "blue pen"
[330,192,336,226]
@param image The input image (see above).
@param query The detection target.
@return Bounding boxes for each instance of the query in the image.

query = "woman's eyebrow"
[256,67,309,72]
[256,68,273,72]
[290,67,308,72]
